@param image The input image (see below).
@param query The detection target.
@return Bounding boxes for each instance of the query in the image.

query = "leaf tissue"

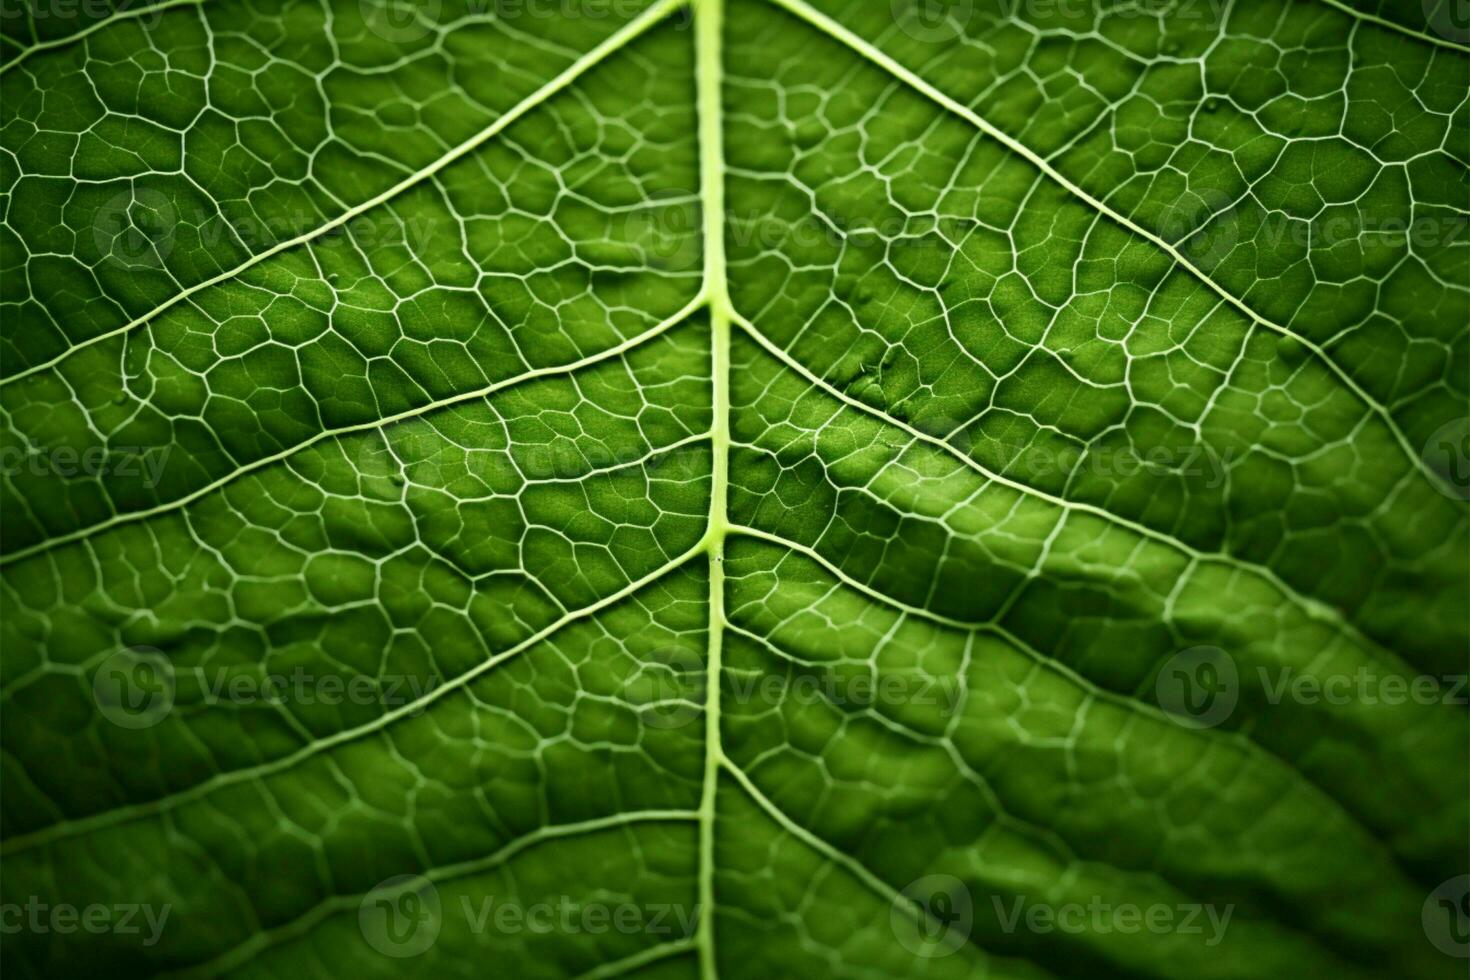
[0,0,1467,977]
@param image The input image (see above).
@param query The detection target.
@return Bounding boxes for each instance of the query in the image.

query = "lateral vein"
[761,0,1445,494]
[1,0,684,388]
[0,298,699,569]
[0,545,707,857]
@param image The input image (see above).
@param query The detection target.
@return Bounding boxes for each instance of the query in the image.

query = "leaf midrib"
[3,0,1439,650]
[3,0,1445,500]
[0,0,1428,734]
[1,6,1460,972]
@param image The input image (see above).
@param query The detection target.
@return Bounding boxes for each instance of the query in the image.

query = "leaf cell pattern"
[0,0,1466,978]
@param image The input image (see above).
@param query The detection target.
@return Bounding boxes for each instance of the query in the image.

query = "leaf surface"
[1,0,1467,977]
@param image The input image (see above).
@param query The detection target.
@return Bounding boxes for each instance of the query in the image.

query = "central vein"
[694,0,730,977]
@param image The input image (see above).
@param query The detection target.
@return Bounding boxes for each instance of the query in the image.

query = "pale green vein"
[717,755,992,965]
[729,307,1413,676]
[0,0,206,73]
[0,0,684,388]
[724,521,1436,896]
[762,0,1448,496]
[0,543,707,857]
[572,939,699,980]
[163,809,700,979]
[695,0,731,978]
[0,296,701,569]
[1313,0,1470,51]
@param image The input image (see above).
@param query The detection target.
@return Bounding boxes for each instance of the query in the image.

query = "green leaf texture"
[1,0,1467,977]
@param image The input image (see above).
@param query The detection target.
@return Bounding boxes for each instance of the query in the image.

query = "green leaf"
[1,0,1467,977]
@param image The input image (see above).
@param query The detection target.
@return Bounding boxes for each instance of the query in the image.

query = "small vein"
[730,309,1405,672]
[0,297,700,568]
[162,810,700,978]
[761,0,1447,494]
[0,543,707,857]
[726,521,1440,895]
[1312,0,1470,51]
[0,0,207,73]
[0,0,684,388]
